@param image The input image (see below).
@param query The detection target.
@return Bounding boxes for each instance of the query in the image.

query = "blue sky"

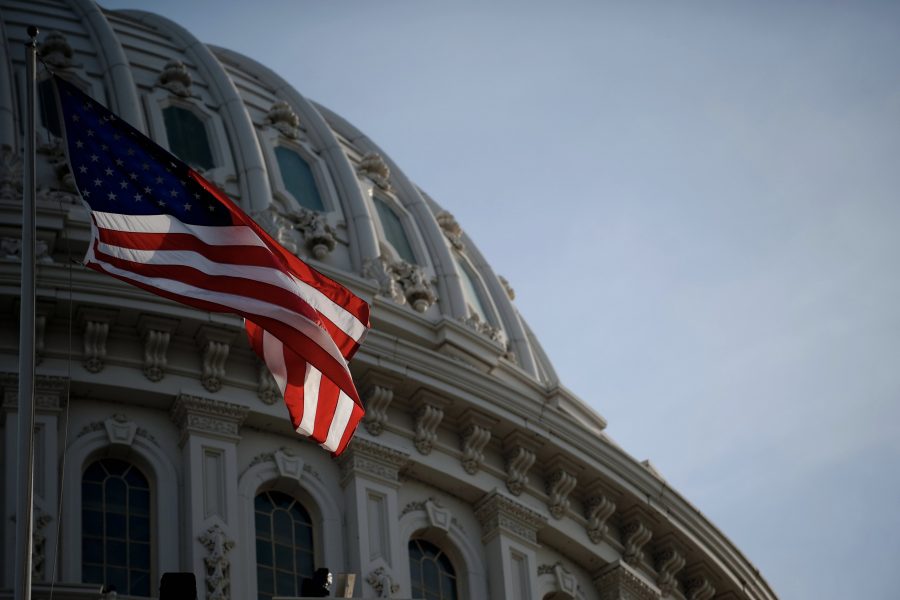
[102,2,900,597]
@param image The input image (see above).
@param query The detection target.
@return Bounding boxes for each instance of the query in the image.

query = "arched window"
[275,147,325,211]
[82,458,151,597]
[255,490,315,600]
[408,539,459,600]
[455,254,492,324]
[162,105,214,170]
[374,196,417,264]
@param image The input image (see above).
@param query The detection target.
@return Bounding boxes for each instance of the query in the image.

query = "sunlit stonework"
[0,3,776,600]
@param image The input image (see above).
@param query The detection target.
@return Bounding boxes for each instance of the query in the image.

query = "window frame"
[257,128,339,215]
[408,538,461,600]
[452,250,503,330]
[142,88,229,180]
[253,489,317,600]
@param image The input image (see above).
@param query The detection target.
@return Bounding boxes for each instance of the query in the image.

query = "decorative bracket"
[545,456,581,519]
[502,431,542,496]
[622,517,653,565]
[458,409,497,475]
[654,542,686,596]
[78,308,116,374]
[257,361,280,405]
[138,315,178,382]
[357,152,392,192]
[682,568,716,600]
[362,385,394,436]
[585,493,616,544]
[195,326,234,393]
[412,391,449,455]
[157,60,193,97]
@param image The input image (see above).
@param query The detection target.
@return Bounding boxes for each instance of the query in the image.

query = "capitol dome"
[0,2,776,600]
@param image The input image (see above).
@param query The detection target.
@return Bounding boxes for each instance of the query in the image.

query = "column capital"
[170,393,248,444]
[337,436,410,487]
[474,489,547,547]
[593,560,660,600]
[1,373,69,413]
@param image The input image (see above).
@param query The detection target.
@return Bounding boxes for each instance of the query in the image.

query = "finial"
[27,26,39,39]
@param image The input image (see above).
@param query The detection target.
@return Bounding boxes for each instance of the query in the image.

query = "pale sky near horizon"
[100,2,900,598]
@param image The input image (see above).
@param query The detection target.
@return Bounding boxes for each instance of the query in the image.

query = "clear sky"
[101,1,900,597]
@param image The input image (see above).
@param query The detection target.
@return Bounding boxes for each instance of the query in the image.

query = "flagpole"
[15,25,39,600]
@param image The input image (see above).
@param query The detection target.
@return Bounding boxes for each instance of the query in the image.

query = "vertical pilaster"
[337,437,410,598]
[170,394,247,600]
[1,374,67,586]
[474,490,547,600]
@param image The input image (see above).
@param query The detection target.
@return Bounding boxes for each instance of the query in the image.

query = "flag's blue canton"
[56,78,233,227]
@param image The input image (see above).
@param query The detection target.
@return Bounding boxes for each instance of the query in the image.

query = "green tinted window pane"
[374,197,416,264]
[455,255,491,323]
[163,106,214,170]
[275,147,324,211]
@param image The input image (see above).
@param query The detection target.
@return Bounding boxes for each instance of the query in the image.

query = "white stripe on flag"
[261,330,288,397]
[92,211,267,247]
[322,392,355,452]
[298,364,321,436]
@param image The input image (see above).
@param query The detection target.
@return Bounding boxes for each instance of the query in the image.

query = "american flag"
[54,76,370,455]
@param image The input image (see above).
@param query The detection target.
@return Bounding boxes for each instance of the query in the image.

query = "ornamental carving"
[196,327,233,393]
[38,137,76,192]
[357,152,391,191]
[366,566,399,598]
[266,101,301,139]
[1,237,53,264]
[337,437,410,485]
[538,562,580,600]
[654,547,686,596]
[254,206,337,260]
[498,275,516,300]
[32,511,52,579]
[585,494,616,544]
[104,414,137,446]
[458,410,495,475]
[170,394,248,443]
[684,576,715,600]
[0,146,22,202]
[157,60,193,97]
[505,446,536,496]
[413,403,444,455]
[198,524,235,600]
[435,211,464,250]
[257,362,280,405]
[474,491,546,546]
[362,385,393,436]
[461,312,504,344]
[593,562,659,600]
[138,316,177,382]
[82,319,110,374]
[363,255,437,313]
[546,468,578,520]
[39,31,75,70]
[622,519,652,565]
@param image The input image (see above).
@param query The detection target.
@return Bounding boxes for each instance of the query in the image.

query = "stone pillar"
[474,490,547,600]
[593,560,660,600]
[337,437,410,598]
[1,374,67,587]
[170,394,248,600]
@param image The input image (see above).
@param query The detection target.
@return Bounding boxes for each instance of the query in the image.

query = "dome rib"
[116,9,272,213]
[74,0,145,131]
[209,45,381,274]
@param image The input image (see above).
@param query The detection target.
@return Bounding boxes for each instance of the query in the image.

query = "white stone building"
[0,2,777,599]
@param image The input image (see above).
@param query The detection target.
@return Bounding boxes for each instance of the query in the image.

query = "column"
[336,437,410,598]
[170,393,248,600]
[474,490,547,600]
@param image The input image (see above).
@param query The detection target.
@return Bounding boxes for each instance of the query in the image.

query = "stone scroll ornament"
[53,75,371,455]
